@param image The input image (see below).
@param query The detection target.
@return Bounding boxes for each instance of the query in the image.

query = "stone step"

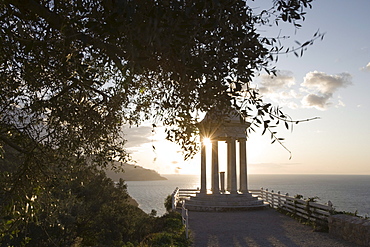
[189,195,258,202]
[188,197,258,202]
[184,203,268,212]
[185,200,264,207]
[186,196,260,203]
[186,197,262,203]
[182,193,267,211]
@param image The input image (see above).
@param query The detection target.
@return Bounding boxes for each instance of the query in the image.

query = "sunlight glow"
[202,137,212,146]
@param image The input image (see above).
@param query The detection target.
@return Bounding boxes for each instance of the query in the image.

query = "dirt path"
[188,208,358,247]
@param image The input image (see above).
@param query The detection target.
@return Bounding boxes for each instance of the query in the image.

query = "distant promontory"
[105,163,167,181]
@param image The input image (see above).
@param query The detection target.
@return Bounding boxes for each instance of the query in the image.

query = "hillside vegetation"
[0,145,189,246]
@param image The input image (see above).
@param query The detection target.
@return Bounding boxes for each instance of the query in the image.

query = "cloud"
[301,93,332,109]
[257,71,301,108]
[286,102,299,109]
[336,99,346,108]
[301,71,352,94]
[249,163,302,174]
[250,162,301,168]
[300,71,352,110]
[259,70,295,95]
[360,62,370,72]
[123,126,154,149]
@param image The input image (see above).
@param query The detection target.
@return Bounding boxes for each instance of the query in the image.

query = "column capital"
[225,137,236,143]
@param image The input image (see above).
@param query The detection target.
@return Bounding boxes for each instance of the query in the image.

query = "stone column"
[220,172,225,193]
[200,139,207,194]
[239,138,248,193]
[211,140,220,194]
[226,139,231,191]
[227,138,237,194]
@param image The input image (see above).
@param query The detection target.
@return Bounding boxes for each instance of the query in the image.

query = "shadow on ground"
[188,208,358,247]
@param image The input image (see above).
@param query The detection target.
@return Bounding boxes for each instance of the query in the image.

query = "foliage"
[0,144,153,246]
[333,210,369,220]
[294,194,304,200]
[164,195,173,213]
[1,0,323,162]
[276,207,328,232]
[276,193,328,232]
[306,196,320,202]
[140,212,190,247]
[1,144,189,246]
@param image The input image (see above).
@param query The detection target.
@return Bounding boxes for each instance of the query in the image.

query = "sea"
[125,174,370,217]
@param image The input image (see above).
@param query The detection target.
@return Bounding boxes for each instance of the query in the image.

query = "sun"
[202,137,212,146]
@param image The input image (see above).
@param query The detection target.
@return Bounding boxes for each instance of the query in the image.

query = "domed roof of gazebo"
[198,105,250,140]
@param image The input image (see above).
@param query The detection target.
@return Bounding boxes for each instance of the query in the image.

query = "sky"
[123,0,370,175]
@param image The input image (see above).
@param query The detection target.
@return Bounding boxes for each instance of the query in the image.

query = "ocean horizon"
[126,174,370,217]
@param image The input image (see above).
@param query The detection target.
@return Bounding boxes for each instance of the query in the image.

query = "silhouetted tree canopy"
[1,0,323,161]
[0,0,322,244]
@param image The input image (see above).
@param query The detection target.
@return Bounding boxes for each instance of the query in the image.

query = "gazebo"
[185,106,265,211]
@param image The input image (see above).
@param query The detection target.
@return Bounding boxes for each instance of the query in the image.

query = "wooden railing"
[171,187,189,238]
[178,188,199,200]
[181,201,189,239]
[171,187,180,211]
[171,187,200,210]
[256,188,334,225]
[173,187,334,227]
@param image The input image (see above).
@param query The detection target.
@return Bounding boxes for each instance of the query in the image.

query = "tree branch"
[0,134,28,154]
[8,0,127,71]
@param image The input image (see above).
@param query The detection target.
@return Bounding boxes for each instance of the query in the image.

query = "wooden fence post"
[171,187,179,211]
[185,208,189,239]
[182,200,189,239]
[328,201,333,214]
[260,187,264,201]
[284,193,289,209]
[271,190,274,208]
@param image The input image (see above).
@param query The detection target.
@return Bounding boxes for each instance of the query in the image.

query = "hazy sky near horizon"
[124,0,370,175]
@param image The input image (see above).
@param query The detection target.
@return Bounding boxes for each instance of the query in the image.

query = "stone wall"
[328,214,370,246]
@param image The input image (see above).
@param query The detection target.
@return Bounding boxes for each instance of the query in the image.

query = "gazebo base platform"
[184,193,267,212]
